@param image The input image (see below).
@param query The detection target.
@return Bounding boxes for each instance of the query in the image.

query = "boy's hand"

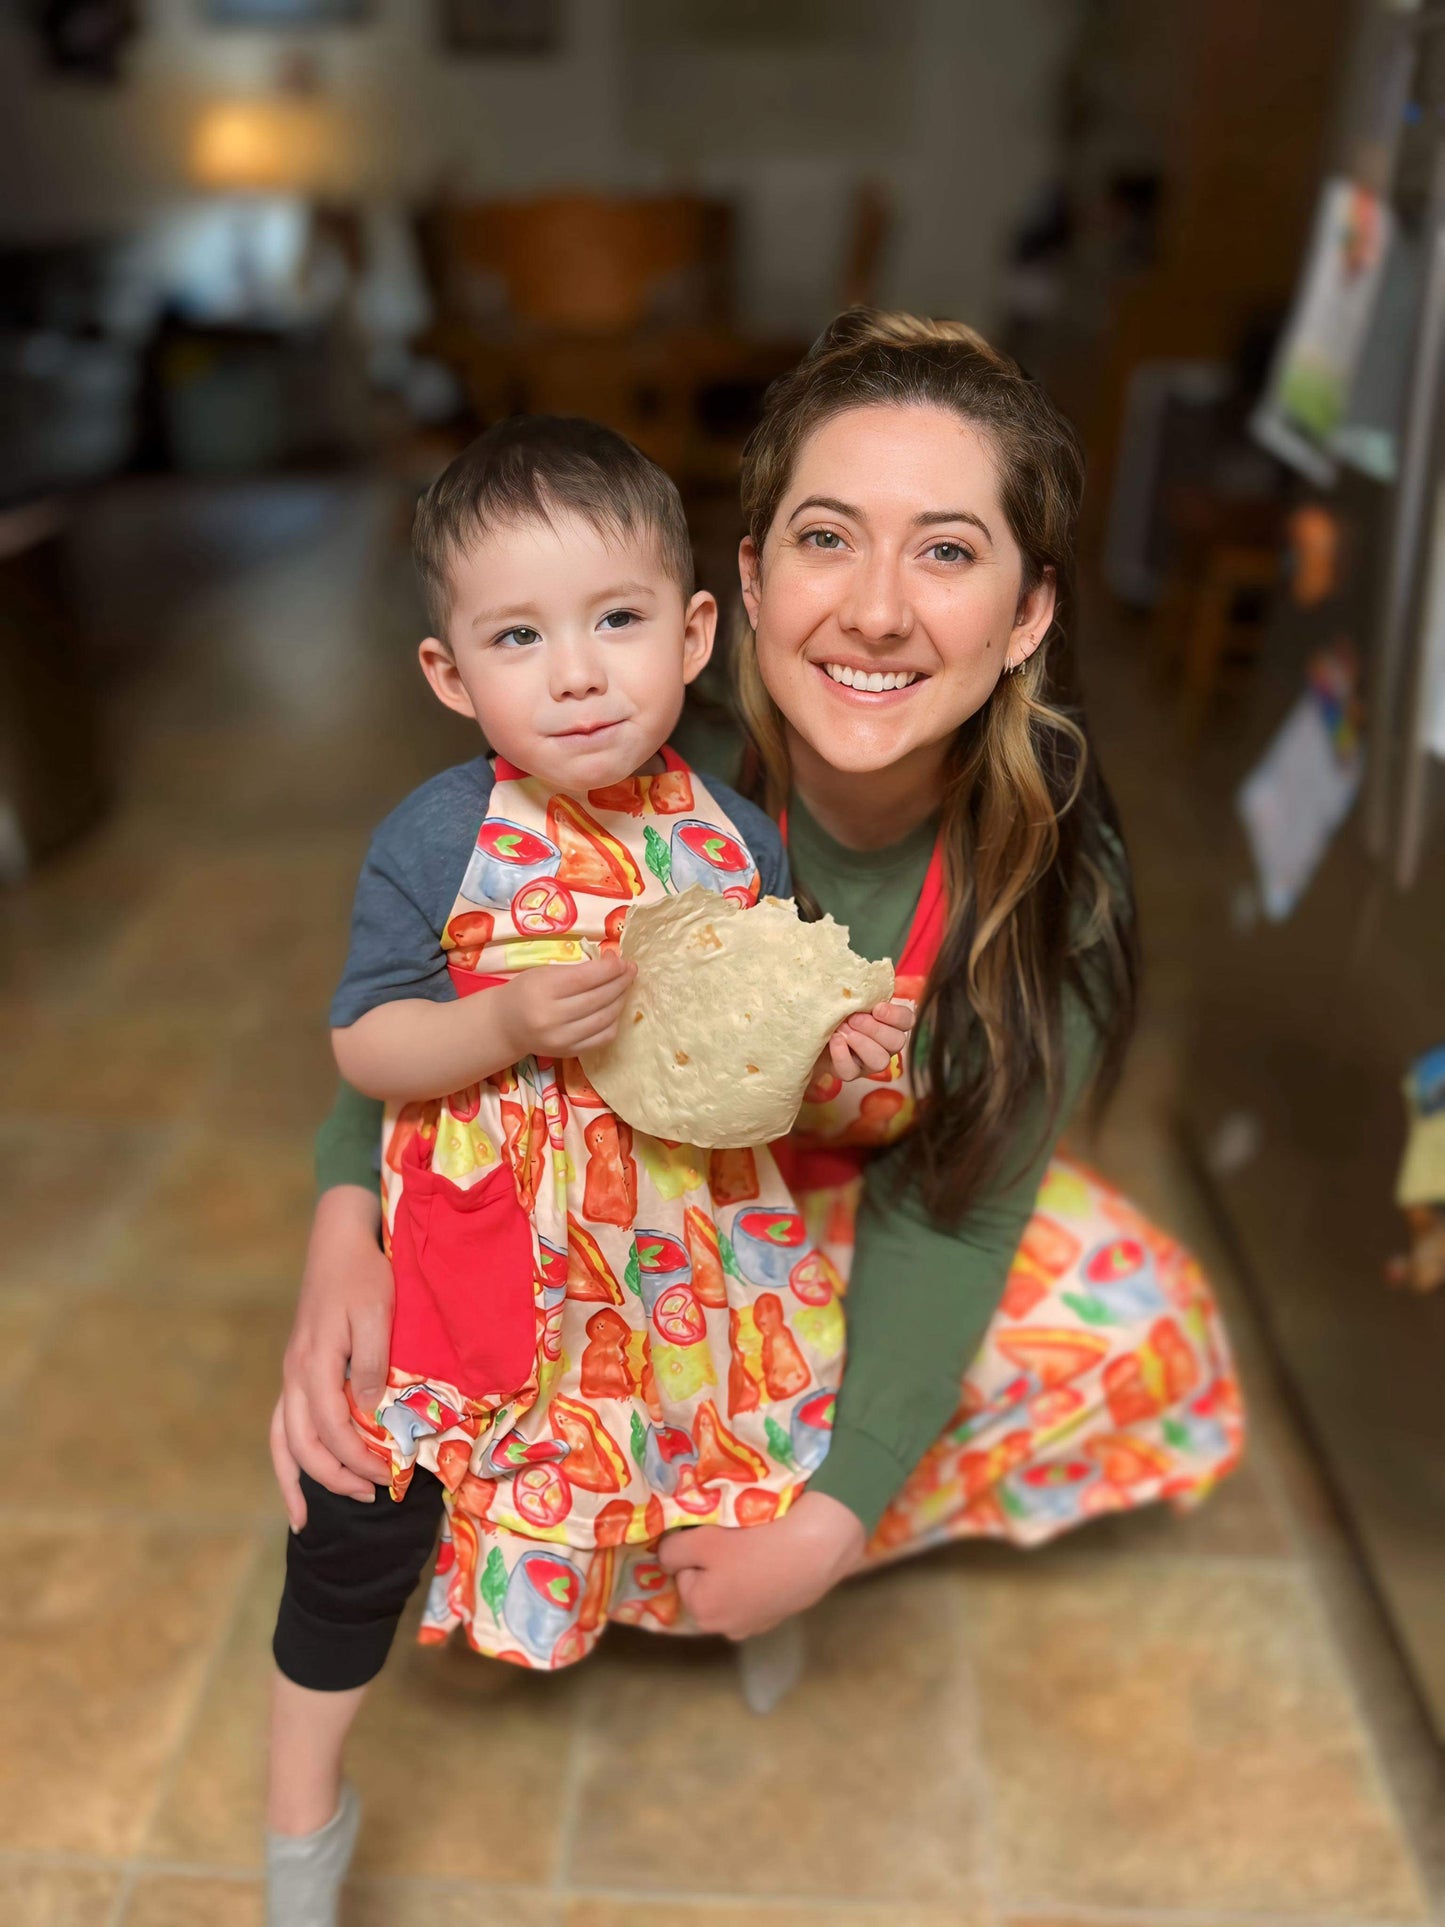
[498,953,636,1061]
[821,998,915,1083]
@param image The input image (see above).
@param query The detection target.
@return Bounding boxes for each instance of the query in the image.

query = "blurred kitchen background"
[4,1,1445,1922]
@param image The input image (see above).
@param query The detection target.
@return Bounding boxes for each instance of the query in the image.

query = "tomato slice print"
[653,1282,707,1344]
[511,877,578,936]
[788,1249,839,1305]
[514,1462,572,1528]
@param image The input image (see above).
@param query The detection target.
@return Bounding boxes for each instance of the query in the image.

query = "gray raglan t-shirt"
[330,754,791,1029]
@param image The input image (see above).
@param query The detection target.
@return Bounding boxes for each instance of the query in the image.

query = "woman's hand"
[657,1490,867,1639]
[822,998,915,1084]
[271,1184,393,1530]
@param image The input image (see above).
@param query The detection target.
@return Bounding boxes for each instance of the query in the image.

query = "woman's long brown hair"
[735,307,1139,1225]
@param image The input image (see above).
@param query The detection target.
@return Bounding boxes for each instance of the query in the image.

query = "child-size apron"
[773,836,1246,1561]
[359,750,847,1669]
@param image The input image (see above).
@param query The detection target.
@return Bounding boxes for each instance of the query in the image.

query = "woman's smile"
[813,658,929,697]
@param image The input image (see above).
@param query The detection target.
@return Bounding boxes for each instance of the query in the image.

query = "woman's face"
[740,403,1056,777]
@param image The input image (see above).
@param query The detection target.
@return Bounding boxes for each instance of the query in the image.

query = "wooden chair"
[1151,483,1283,741]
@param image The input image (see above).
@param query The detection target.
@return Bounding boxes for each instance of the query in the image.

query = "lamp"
[184,96,358,319]
[189,97,352,196]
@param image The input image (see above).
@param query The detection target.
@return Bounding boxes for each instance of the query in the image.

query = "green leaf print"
[719,1231,744,1281]
[1162,1415,1191,1451]
[1063,1290,1114,1327]
[643,825,674,892]
[624,1242,641,1297]
[997,1483,1028,1522]
[495,831,521,858]
[630,1410,648,1471]
[764,1416,795,1467]
[480,1546,508,1621]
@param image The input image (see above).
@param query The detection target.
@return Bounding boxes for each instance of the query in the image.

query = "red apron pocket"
[389,1140,537,1400]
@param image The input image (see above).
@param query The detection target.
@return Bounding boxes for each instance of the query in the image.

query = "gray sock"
[266,1781,360,1927]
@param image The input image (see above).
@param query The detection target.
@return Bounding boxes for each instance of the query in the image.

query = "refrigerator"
[1181,0,1445,1743]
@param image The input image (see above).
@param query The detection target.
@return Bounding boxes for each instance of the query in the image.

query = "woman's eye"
[496,626,540,648]
[601,609,639,630]
[927,541,973,564]
[804,529,844,551]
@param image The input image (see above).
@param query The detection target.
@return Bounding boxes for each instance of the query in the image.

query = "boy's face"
[419,509,715,792]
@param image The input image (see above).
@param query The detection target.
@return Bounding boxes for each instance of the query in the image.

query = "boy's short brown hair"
[413,415,695,638]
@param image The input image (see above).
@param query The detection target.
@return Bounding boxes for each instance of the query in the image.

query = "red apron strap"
[897,839,947,979]
[779,806,948,981]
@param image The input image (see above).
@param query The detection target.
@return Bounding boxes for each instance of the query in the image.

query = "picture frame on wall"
[440,0,561,55]
[201,0,371,24]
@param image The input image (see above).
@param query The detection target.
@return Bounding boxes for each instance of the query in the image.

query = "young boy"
[266,416,910,1923]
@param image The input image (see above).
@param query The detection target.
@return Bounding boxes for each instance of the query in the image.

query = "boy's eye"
[600,609,639,630]
[495,626,540,648]
[927,541,973,564]
[803,529,844,550]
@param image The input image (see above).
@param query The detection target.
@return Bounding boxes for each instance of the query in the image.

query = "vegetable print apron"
[359,751,848,1670]
[775,835,1247,1563]
[512,830,1247,1655]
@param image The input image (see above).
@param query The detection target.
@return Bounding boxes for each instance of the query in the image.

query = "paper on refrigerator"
[1237,646,1363,921]
[1252,178,1393,486]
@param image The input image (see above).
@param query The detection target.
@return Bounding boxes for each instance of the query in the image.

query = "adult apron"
[774,833,1246,1560]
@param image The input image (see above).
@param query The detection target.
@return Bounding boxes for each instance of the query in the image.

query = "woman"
[273,308,1242,1644]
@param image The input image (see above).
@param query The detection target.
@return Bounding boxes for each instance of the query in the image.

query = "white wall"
[0,0,1083,335]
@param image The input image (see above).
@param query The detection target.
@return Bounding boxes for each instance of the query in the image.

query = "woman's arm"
[661,988,1101,1636]
[313,1074,384,1194]
[272,1082,390,1526]
[810,986,1102,1533]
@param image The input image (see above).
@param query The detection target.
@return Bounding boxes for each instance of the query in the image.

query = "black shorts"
[272,1469,446,1692]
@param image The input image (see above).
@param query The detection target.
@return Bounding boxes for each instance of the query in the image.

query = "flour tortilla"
[580,888,895,1148]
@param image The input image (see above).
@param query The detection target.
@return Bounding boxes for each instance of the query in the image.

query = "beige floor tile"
[145,1533,288,1870]
[126,1872,559,1925]
[968,1556,1427,1917]
[0,1116,164,1291]
[124,1873,264,1926]
[111,1129,315,1298]
[210,1006,342,1136]
[0,1862,123,1924]
[569,1564,988,1909]
[0,1520,252,1855]
[0,1285,64,1379]
[148,1533,583,1882]
[101,848,355,1013]
[0,1002,227,1123]
[1006,1919,1265,1927]
[565,1901,960,1926]
[11,1291,292,1516]
[0,828,161,1003]
[347,1880,558,1925]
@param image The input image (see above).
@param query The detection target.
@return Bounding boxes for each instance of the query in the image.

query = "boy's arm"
[333,956,635,1103]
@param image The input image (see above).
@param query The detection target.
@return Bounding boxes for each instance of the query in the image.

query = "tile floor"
[2,477,1441,1926]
